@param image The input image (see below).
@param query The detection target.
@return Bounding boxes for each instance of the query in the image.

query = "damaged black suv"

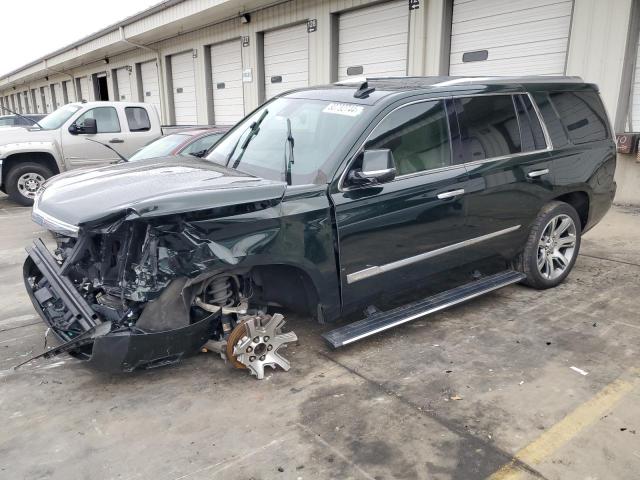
[23,77,616,378]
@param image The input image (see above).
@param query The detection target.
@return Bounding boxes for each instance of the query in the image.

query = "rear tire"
[515,201,582,289]
[6,162,53,206]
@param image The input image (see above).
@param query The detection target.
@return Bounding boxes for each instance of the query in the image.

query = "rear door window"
[548,91,609,144]
[452,95,521,164]
[530,92,569,148]
[125,107,151,132]
[366,100,451,176]
[514,94,547,152]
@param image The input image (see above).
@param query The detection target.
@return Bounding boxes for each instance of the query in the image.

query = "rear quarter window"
[548,91,609,145]
[126,107,151,132]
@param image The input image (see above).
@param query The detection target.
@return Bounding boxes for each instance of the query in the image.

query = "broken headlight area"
[22,219,296,379]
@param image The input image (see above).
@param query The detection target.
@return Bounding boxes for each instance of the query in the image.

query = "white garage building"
[0,0,638,136]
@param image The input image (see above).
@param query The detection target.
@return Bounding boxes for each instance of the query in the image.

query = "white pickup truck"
[0,102,161,205]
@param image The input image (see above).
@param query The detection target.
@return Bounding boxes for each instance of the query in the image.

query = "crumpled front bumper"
[23,239,214,372]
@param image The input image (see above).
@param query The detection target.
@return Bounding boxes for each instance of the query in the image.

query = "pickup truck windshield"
[38,105,82,130]
[206,98,368,185]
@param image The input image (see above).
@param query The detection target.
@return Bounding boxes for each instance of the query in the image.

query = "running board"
[323,270,526,348]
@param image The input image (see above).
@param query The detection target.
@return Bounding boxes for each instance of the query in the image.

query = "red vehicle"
[128,127,230,161]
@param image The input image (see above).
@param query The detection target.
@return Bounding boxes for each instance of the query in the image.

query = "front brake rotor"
[231,313,297,379]
[226,319,249,369]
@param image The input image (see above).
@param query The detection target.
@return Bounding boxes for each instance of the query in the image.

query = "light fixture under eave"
[240,13,250,24]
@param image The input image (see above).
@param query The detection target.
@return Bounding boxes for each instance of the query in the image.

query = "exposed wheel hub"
[230,313,297,379]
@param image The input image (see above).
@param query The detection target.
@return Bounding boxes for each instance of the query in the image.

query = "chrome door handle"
[109,138,124,144]
[437,188,465,200]
[527,168,549,178]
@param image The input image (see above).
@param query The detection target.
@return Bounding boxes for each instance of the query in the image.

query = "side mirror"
[81,118,98,135]
[348,149,396,186]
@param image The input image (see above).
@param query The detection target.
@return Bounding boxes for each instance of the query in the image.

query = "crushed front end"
[23,216,296,378]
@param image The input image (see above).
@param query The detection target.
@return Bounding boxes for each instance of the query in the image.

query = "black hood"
[34,157,287,227]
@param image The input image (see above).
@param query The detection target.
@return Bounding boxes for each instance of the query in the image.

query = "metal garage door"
[62,80,72,103]
[116,68,132,101]
[263,23,309,100]
[22,92,30,113]
[140,61,161,119]
[171,51,198,125]
[630,31,640,131]
[210,40,244,125]
[79,77,90,102]
[53,83,63,109]
[338,0,409,80]
[43,86,53,113]
[33,90,42,113]
[449,0,573,76]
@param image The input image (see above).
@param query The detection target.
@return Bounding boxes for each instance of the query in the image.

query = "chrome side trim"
[346,225,521,284]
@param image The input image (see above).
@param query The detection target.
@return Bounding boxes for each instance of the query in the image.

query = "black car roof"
[284,76,596,105]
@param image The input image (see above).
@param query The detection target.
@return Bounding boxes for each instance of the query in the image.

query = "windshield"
[129,134,189,162]
[38,105,82,130]
[206,98,368,185]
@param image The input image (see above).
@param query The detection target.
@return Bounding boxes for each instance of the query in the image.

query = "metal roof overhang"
[0,0,276,89]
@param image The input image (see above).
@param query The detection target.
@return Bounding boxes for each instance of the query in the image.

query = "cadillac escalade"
[22,76,616,379]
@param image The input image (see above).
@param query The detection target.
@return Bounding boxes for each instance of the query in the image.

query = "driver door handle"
[527,168,549,179]
[437,189,465,200]
[109,138,124,144]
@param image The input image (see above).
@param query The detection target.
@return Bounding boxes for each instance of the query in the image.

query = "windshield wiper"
[0,105,44,129]
[84,137,128,163]
[228,109,269,169]
[284,118,295,186]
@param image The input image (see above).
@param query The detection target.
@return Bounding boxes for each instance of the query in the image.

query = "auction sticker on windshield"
[323,103,364,117]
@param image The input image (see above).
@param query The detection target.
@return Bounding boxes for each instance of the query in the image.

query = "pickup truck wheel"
[516,201,582,289]
[6,163,53,206]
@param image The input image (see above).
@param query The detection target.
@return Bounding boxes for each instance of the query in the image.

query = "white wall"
[0,0,637,132]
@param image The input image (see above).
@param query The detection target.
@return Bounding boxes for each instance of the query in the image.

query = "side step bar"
[323,270,526,348]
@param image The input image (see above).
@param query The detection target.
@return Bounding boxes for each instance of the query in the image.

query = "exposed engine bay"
[22,218,297,379]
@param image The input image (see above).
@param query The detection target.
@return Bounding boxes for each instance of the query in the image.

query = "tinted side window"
[515,94,547,151]
[126,107,151,132]
[530,92,569,147]
[549,91,609,144]
[452,95,521,163]
[76,107,121,133]
[366,100,451,176]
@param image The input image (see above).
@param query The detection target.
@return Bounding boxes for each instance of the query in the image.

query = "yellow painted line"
[490,372,638,480]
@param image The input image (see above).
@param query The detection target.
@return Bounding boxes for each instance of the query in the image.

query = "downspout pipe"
[119,26,167,123]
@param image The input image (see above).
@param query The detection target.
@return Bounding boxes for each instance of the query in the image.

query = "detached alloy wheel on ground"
[5,162,53,206]
[516,201,582,289]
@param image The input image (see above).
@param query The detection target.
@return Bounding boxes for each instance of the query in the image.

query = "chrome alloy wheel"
[16,172,45,199]
[537,214,577,280]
